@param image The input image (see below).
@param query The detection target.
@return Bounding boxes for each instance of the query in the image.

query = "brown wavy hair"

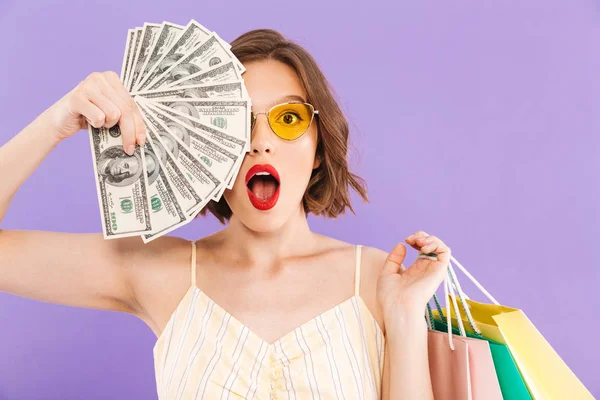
[197,28,368,224]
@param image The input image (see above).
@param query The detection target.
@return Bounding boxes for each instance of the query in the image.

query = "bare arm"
[378,232,451,399]
[0,71,148,315]
[0,109,61,219]
[381,309,433,400]
[0,230,145,313]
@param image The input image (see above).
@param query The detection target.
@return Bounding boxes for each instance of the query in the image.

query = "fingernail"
[126,144,135,155]
[138,133,146,146]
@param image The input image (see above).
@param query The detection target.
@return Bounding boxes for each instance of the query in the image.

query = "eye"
[276,111,303,126]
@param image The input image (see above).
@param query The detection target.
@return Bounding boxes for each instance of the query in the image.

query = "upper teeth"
[254,172,271,176]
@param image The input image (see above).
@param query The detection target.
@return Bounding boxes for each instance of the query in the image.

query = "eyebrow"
[268,95,306,108]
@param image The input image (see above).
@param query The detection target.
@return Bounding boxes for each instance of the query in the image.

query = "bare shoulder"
[358,245,389,326]
[358,245,411,334]
[126,234,191,264]
[313,235,392,333]
[361,244,408,275]
[361,245,392,273]
[362,244,411,330]
[310,234,391,279]
[125,235,195,336]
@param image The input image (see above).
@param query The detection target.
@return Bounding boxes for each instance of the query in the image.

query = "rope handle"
[425,251,498,348]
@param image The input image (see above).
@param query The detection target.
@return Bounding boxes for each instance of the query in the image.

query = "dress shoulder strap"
[354,244,362,296]
[190,240,197,288]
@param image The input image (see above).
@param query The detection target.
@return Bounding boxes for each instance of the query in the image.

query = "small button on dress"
[153,242,386,399]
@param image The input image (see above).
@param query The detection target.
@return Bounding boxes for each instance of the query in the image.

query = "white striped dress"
[153,242,385,399]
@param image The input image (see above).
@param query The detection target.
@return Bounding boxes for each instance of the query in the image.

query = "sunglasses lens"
[269,103,314,140]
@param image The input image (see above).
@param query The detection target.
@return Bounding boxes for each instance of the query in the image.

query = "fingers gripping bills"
[88,20,251,243]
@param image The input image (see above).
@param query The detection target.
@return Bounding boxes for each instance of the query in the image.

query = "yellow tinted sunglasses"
[250,102,319,141]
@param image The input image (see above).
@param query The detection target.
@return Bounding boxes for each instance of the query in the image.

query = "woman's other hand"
[377,230,451,319]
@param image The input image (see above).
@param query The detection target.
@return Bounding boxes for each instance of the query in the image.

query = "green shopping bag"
[429,298,531,400]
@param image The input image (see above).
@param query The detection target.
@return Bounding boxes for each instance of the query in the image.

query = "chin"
[225,190,300,233]
[246,216,287,233]
[235,205,290,233]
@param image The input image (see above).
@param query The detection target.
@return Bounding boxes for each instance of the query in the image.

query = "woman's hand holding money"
[43,71,146,155]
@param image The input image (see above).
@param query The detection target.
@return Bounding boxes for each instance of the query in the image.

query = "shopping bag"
[430,309,531,399]
[427,329,471,399]
[425,269,503,400]
[432,255,594,400]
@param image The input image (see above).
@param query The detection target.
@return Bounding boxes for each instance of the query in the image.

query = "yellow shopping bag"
[431,256,594,400]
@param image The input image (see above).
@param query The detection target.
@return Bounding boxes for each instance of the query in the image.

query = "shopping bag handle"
[427,266,476,333]
[447,260,483,336]
[425,267,467,350]
[449,254,500,305]
[426,253,499,346]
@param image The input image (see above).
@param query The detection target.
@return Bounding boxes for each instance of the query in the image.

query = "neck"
[217,204,317,268]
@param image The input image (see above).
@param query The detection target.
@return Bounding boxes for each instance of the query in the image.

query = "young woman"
[0,29,450,399]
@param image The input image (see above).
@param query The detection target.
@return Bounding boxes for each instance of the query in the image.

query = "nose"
[250,113,274,155]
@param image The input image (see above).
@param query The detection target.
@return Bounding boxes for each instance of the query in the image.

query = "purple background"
[0,0,598,398]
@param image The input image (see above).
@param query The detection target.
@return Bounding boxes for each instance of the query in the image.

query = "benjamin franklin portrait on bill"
[97,146,143,187]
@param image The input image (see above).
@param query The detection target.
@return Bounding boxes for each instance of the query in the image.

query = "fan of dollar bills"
[88,20,251,243]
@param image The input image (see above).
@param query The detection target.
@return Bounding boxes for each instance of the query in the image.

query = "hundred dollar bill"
[211,32,241,64]
[148,98,251,151]
[140,139,189,243]
[88,124,152,239]
[165,61,241,88]
[125,28,143,91]
[144,102,245,192]
[128,23,162,91]
[135,81,247,99]
[145,100,246,161]
[139,103,222,205]
[141,101,240,194]
[120,29,137,82]
[132,21,184,92]
[150,103,247,189]
[147,34,241,90]
[135,19,212,91]
[203,31,243,71]
[143,122,208,216]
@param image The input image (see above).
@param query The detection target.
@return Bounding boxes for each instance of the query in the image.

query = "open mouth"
[247,173,280,200]
[245,164,281,211]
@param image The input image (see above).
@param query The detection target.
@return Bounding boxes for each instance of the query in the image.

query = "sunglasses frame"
[250,101,319,142]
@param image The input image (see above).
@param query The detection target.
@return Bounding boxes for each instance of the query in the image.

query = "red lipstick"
[245,164,280,211]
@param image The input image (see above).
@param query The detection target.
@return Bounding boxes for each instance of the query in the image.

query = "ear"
[313,154,322,169]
